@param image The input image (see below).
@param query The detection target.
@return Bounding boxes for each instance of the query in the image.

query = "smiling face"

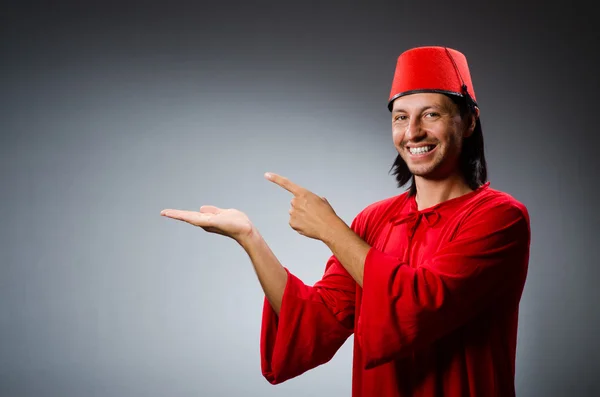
[391,92,477,180]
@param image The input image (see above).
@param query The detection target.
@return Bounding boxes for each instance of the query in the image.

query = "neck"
[413,172,474,210]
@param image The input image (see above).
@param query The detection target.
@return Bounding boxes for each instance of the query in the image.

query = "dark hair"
[389,94,487,195]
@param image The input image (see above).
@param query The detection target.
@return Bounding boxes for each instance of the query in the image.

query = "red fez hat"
[388,46,477,111]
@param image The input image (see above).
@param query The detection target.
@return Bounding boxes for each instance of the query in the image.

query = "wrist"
[237,224,262,250]
[321,216,349,246]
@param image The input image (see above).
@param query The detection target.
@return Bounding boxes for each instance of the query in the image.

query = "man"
[161,46,531,396]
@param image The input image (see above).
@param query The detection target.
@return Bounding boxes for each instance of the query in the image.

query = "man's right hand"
[160,205,254,244]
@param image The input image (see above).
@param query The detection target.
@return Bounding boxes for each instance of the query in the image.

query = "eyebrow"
[392,104,444,114]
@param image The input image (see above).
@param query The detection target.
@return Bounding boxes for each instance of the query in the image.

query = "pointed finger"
[265,172,304,195]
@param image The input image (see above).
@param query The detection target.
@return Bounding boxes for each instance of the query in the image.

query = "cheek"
[392,127,403,146]
[446,131,463,153]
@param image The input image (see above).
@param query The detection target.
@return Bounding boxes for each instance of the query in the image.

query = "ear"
[463,106,480,138]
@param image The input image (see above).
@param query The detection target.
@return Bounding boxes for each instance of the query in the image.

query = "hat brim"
[387,89,477,112]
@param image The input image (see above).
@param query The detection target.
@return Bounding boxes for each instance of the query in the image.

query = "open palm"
[160,205,253,242]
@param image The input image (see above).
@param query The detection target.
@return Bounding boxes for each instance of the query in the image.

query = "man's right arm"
[160,203,357,383]
[238,226,288,315]
[239,224,356,384]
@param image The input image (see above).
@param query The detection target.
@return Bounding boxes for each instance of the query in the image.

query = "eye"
[425,112,440,118]
[394,115,408,122]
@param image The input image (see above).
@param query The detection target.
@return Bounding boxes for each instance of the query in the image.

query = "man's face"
[391,93,475,180]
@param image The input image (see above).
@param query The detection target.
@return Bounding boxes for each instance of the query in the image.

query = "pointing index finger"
[265,172,303,195]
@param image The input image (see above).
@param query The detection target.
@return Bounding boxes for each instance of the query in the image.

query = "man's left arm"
[264,171,372,289]
[320,217,371,287]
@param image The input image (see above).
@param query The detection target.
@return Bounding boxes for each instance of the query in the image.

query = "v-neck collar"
[407,182,491,214]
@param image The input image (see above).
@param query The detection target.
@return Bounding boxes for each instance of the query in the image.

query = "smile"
[408,145,437,156]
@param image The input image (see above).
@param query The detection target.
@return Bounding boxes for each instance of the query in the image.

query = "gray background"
[1,1,598,396]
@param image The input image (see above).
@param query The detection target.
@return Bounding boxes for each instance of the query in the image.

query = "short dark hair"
[389,94,488,195]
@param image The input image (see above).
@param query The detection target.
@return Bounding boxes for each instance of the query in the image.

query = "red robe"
[260,182,530,396]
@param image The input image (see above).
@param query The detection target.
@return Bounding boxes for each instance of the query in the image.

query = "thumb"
[199,205,221,214]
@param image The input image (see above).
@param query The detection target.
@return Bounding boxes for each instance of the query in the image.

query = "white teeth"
[409,145,434,155]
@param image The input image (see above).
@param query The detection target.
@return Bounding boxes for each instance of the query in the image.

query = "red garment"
[260,183,530,396]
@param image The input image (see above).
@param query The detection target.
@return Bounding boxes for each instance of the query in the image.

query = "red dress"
[260,183,531,396]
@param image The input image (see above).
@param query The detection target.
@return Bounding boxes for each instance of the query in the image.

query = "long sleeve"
[356,200,531,369]
[260,255,356,384]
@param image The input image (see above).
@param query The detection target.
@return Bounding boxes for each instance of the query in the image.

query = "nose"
[405,116,425,141]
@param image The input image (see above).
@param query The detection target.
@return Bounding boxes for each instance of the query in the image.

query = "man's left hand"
[265,172,341,241]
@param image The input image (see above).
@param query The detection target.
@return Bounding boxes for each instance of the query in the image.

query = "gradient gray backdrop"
[1,1,598,396]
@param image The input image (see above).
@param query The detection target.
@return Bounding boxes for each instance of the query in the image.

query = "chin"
[405,158,439,174]
[407,158,447,177]
[409,167,438,178]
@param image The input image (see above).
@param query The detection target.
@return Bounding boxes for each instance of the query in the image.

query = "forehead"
[391,92,453,112]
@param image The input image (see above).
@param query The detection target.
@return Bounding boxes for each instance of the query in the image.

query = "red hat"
[388,46,477,111]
